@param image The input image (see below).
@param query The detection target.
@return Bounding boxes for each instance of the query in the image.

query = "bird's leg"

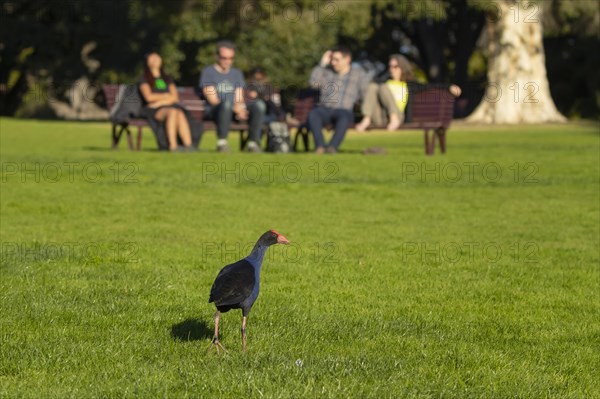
[241,316,248,353]
[208,311,227,353]
[213,310,220,342]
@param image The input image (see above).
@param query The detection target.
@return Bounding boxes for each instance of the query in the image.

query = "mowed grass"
[0,117,598,398]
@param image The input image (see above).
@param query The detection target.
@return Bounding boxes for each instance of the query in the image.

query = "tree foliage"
[0,0,597,118]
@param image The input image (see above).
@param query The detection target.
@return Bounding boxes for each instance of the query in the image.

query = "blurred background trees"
[1,0,598,120]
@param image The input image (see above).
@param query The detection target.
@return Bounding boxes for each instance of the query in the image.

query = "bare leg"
[377,84,404,130]
[355,116,371,132]
[387,113,402,131]
[208,311,227,353]
[154,107,169,122]
[241,315,248,352]
[176,110,193,147]
[358,83,380,131]
[165,109,178,150]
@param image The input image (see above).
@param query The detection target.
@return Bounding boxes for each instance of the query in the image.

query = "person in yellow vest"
[356,54,461,132]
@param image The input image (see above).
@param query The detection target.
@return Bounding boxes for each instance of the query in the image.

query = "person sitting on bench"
[246,67,284,125]
[199,41,266,153]
[356,54,461,132]
[138,51,194,151]
[308,45,370,154]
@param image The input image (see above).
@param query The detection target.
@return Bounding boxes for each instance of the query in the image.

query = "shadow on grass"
[81,146,114,152]
[171,318,213,342]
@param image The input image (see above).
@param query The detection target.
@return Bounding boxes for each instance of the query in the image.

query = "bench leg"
[294,126,310,152]
[302,127,310,152]
[112,124,128,149]
[136,125,143,151]
[293,128,301,151]
[436,127,446,154]
[292,126,311,152]
[424,129,431,155]
[239,130,248,151]
[125,127,134,151]
[112,124,119,149]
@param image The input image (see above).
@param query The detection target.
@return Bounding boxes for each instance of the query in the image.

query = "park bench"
[103,85,454,155]
[292,87,455,155]
[102,84,252,151]
[103,84,315,152]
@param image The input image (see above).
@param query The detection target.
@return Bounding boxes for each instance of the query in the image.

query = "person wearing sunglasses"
[199,41,266,153]
[356,54,461,132]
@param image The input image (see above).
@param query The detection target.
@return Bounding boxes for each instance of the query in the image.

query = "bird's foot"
[207,337,228,354]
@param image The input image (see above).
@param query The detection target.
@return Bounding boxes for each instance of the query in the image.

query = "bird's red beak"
[277,234,290,244]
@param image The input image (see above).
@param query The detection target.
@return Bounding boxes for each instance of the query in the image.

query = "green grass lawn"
[1,118,598,398]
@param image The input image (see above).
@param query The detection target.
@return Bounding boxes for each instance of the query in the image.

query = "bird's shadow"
[170,318,213,342]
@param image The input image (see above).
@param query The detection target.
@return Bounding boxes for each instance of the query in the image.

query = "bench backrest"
[175,86,319,126]
[410,88,455,128]
[177,87,204,121]
[102,84,206,121]
[289,87,455,127]
[102,85,454,127]
[292,88,320,125]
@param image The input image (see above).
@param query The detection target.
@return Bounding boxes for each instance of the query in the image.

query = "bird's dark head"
[260,230,290,246]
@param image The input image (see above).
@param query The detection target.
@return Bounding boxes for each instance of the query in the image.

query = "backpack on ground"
[266,122,291,153]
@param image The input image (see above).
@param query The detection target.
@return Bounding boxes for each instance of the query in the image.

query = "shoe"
[246,141,262,153]
[217,143,231,153]
[325,146,338,154]
[314,147,325,155]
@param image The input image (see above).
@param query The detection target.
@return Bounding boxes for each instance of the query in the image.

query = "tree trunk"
[467,1,566,123]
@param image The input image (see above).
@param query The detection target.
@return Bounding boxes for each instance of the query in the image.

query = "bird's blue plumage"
[207,230,289,352]
[209,259,257,315]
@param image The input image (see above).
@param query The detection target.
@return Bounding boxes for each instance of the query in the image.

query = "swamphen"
[208,230,290,352]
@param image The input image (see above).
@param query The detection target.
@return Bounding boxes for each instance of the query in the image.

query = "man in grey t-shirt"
[199,41,266,152]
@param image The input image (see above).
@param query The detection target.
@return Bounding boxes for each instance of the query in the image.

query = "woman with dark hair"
[138,52,193,151]
[356,54,461,132]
